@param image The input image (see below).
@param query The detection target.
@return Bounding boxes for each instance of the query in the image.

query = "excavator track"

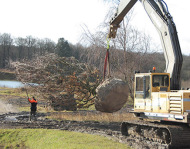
[121,120,190,148]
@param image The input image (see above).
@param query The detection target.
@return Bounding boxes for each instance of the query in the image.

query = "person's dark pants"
[29,110,36,121]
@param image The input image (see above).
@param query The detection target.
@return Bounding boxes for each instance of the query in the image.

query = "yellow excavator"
[108,0,190,148]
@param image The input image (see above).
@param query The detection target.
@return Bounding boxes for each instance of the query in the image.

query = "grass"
[0,87,27,98]
[51,110,136,123]
[0,87,42,100]
[0,85,132,149]
[0,129,129,149]
[0,69,16,80]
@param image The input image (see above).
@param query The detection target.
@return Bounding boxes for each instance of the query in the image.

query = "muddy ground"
[0,111,169,149]
[0,97,185,149]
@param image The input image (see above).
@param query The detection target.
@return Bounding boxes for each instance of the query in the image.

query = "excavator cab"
[123,70,190,147]
[134,72,170,100]
[133,71,190,123]
[134,72,170,112]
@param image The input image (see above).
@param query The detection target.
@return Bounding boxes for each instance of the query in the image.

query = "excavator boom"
[108,0,183,90]
[109,0,137,38]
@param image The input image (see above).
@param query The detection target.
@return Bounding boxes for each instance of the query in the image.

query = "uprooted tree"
[12,53,101,111]
[81,6,154,101]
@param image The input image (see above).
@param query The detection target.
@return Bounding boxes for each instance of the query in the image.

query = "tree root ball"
[95,78,128,113]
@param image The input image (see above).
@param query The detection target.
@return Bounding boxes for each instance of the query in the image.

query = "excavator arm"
[108,0,183,90]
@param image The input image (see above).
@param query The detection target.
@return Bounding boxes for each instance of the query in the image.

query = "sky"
[0,0,109,43]
[130,0,190,55]
[0,0,189,55]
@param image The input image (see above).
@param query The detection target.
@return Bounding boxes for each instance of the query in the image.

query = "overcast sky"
[0,0,189,55]
[131,0,190,55]
[0,0,109,42]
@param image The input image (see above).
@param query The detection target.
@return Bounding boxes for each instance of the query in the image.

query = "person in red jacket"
[28,96,38,121]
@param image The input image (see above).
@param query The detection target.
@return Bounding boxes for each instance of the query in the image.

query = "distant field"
[0,129,129,149]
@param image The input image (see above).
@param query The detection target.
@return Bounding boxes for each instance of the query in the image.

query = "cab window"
[135,76,150,99]
[152,75,169,87]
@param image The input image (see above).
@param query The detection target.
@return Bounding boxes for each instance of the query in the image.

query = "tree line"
[0,34,76,69]
[0,30,189,85]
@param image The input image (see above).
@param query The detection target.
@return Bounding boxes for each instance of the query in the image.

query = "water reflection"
[0,80,25,88]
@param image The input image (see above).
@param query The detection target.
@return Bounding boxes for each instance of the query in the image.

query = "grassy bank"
[0,87,26,98]
[0,69,16,80]
[0,129,129,149]
[51,110,135,123]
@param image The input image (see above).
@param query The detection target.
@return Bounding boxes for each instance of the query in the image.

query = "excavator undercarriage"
[121,120,190,148]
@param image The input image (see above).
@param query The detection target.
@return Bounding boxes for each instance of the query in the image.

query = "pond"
[0,80,25,88]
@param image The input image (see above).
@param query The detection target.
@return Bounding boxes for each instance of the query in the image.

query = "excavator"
[108,0,190,148]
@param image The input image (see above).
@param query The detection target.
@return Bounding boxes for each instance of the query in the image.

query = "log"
[95,78,128,113]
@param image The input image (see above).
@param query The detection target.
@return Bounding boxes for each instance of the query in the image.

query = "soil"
[0,97,187,149]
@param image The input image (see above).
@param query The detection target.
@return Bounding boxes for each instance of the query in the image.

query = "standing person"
[28,96,38,121]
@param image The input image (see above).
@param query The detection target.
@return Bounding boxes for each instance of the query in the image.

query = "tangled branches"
[12,53,101,111]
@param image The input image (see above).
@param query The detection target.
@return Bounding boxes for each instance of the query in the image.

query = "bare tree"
[15,37,27,60]
[0,33,13,68]
[36,38,56,56]
[80,1,153,100]
[25,36,37,59]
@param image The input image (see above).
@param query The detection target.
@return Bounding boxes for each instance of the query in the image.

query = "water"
[5,116,17,121]
[0,80,39,88]
[0,80,25,88]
